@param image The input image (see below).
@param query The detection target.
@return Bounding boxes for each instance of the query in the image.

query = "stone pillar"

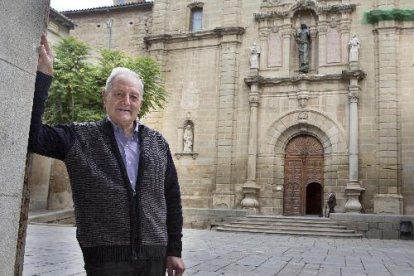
[28,154,52,211]
[345,77,365,213]
[151,0,168,36]
[240,81,260,214]
[373,20,403,214]
[222,0,241,27]
[0,1,50,275]
[281,22,291,76]
[212,36,241,208]
[317,16,327,68]
[340,15,351,65]
[310,26,318,72]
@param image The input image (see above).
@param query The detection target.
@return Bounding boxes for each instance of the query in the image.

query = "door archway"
[306,182,322,216]
[283,135,324,216]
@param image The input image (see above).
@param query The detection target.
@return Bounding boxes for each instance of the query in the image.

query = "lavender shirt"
[109,119,139,191]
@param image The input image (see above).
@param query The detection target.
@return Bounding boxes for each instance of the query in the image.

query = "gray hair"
[105,67,144,96]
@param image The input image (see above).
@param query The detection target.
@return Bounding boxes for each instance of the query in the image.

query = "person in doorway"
[30,34,185,276]
[327,193,336,217]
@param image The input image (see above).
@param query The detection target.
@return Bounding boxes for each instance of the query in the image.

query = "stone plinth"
[331,213,414,239]
[374,194,403,215]
[0,1,50,275]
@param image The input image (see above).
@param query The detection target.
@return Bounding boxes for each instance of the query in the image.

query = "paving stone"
[341,267,367,276]
[23,225,414,276]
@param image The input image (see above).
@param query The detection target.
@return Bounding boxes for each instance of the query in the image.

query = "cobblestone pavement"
[24,223,414,276]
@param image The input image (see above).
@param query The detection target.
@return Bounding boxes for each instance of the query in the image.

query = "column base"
[373,194,403,215]
[344,183,365,213]
[240,180,260,214]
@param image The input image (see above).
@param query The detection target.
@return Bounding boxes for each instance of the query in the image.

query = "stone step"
[220,223,355,233]
[230,221,348,230]
[236,217,339,226]
[215,215,363,238]
[216,226,363,238]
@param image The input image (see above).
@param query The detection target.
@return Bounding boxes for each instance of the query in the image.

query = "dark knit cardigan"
[29,72,183,264]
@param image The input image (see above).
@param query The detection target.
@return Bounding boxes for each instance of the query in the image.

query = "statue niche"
[294,23,311,73]
[291,7,318,74]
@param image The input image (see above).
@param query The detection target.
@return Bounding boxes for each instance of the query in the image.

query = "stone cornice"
[144,27,245,46]
[254,2,356,21]
[244,73,348,86]
[50,8,75,30]
[341,70,367,81]
[62,2,152,15]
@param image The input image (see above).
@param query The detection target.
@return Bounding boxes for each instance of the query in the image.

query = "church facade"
[63,0,414,216]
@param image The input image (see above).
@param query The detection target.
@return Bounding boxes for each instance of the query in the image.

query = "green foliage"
[45,37,103,124]
[364,9,414,24]
[45,36,167,124]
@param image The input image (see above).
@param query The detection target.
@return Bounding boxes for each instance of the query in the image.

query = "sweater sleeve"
[28,72,74,160]
[164,148,183,257]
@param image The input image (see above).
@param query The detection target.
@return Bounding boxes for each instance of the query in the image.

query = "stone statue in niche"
[249,42,261,69]
[294,24,311,73]
[348,34,360,63]
[183,124,193,153]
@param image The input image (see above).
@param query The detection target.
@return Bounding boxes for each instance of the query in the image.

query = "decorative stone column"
[240,80,260,214]
[342,70,366,213]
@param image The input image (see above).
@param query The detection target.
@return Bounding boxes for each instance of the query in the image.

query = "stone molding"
[174,152,199,160]
[254,1,355,21]
[245,73,344,86]
[144,27,245,46]
[263,109,347,155]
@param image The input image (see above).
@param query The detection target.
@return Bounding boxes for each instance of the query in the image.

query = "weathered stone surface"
[0,1,49,274]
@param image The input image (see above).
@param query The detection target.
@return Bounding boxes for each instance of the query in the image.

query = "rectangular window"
[190,8,203,32]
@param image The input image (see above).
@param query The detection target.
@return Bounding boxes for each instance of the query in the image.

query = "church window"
[190,7,203,32]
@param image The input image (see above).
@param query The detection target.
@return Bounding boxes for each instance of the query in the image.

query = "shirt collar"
[107,116,139,135]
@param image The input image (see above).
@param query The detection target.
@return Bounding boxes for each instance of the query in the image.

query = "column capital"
[249,93,260,106]
[348,90,360,103]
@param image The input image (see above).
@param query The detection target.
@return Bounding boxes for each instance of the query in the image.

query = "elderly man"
[30,34,185,276]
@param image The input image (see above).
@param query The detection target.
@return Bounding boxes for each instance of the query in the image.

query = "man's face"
[103,74,143,130]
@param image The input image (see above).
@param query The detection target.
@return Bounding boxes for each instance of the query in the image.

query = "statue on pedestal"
[348,34,360,63]
[249,42,260,69]
[183,124,193,153]
[294,24,311,73]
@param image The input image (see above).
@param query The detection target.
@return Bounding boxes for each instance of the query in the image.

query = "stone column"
[240,81,260,214]
[317,16,327,68]
[0,1,50,275]
[281,22,291,76]
[345,78,365,213]
[340,15,351,65]
[373,20,403,214]
[212,36,241,209]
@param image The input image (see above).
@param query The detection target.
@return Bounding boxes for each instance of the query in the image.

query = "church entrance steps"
[215,215,363,238]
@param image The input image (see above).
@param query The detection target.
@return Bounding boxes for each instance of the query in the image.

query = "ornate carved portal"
[284,135,324,216]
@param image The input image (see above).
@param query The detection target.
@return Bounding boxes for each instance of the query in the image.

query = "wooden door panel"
[284,135,324,216]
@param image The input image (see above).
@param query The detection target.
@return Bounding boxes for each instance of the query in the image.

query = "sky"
[50,0,116,12]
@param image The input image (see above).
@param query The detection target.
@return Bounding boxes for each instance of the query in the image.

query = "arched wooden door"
[283,135,324,216]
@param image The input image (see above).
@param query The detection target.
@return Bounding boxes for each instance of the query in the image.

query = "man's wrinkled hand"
[166,256,185,276]
[37,33,53,76]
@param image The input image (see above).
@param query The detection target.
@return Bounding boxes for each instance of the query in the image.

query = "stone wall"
[62,0,414,216]
[331,213,414,240]
[65,4,152,60]
[183,208,248,229]
[0,1,50,274]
